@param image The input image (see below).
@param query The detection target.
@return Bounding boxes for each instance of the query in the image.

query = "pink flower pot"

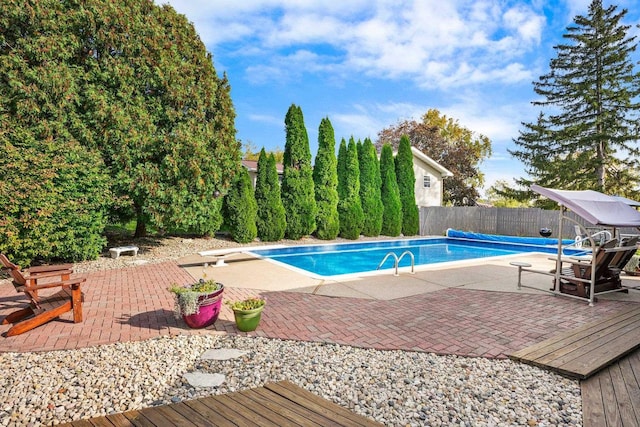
[182,285,224,328]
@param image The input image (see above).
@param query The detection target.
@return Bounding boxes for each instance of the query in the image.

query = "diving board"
[199,244,286,266]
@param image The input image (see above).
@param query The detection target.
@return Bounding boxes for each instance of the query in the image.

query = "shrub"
[255,150,286,241]
[337,138,364,239]
[313,118,340,239]
[359,138,383,236]
[0,140,110,267]
[223,167,257,243]
[281,104,316,239]
[380,144,402,236]
[395,135,420,235]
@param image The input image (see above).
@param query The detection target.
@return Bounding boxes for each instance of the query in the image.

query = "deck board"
[509,306,640,379]
[181,399,236,427]
[582,349,640,427]
[264,381,379,427]
[57,381,382,427]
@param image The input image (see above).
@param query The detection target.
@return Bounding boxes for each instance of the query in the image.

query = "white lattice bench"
[199,245,286,267]
[109,246,139,259]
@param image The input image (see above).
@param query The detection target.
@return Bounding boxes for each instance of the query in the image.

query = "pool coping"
[241,236,587,280]
[180,250,640,302]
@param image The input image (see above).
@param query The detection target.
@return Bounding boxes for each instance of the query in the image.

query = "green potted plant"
[226,297,266,332]
[169,279,224,328]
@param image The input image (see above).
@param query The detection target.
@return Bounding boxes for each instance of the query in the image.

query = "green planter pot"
[232,305,264,332]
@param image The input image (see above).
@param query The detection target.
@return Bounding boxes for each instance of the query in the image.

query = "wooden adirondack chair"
[0,254,85,337]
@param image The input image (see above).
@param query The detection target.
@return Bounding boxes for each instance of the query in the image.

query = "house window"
[423,175,431,188]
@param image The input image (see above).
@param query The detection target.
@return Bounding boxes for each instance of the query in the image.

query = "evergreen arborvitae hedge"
[337,138,364,239]
[380,143,402,236]
[255,149,286,241]
[281,104,316,239]
[0,140,110,267]
[395,135,420,235]
[312,118,340,240]
[359,138,383,236]
[223,167,257,243]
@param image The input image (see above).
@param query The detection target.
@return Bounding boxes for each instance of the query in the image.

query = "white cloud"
[248,113,282,126]
[503,5,545,44]
[331,113,381,141]
[245,49,341,83]
[160,0,546,89]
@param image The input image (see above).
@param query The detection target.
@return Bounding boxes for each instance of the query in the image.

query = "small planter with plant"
[226,297,266,332]
[169,279,224,328]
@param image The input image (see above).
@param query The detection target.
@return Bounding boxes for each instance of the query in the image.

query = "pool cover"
[445,229,573,247]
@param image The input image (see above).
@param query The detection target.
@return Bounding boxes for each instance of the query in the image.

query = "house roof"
[410,147,454,177]
[241,159,284,174]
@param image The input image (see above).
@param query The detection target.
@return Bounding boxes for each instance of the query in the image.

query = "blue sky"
[161,0,640,195]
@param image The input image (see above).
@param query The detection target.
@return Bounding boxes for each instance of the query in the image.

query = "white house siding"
[413,158,444,207]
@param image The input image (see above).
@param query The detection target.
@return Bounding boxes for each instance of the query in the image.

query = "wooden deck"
[509,306,640,379]
[582,349,640,426]
[58,380,382,427]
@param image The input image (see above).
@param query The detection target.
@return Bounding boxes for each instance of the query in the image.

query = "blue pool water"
[249,237,568,278]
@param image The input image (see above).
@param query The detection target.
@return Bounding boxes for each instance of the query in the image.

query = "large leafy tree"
[255,149,286,241]
[337,138,364,239]
[79,1,240,236]
[1,0,240,245]
[395,135,420,235]
[510,0,640,203]
[379,144,402,236]
[281,104,316,239]
[377,109,491,205]
[313,118,340,240]
[358,138,383,236]
[0,1,111,265]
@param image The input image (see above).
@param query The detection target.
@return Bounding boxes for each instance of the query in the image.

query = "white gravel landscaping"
[0,334,581,426]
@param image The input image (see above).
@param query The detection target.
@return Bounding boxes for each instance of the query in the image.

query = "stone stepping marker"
[183,372,225,388]
[183,349,248,387]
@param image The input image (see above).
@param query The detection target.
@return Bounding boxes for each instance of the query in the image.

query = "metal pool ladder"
[377,251,415,276]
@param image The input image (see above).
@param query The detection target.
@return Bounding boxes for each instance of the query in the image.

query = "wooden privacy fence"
[418,206,637,238]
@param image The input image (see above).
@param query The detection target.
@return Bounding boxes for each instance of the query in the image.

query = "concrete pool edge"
[245,236,580,279]
[178,250,640,303]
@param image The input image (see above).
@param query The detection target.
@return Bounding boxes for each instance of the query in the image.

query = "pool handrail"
[377,251,415,276]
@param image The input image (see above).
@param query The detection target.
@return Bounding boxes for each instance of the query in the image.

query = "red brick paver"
[1,261,637,357]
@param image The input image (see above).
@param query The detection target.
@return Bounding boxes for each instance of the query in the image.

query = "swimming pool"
[249,237,571,278]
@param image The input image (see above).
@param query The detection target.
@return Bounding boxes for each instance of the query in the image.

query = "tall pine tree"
[359,138,383,236]
[281,104,316,239]
[379,144,402,236]
[255,149,286,241]
[337,138,364,239]
[395,135,420,235]
[510,0,640,201]
[313,118,340,240]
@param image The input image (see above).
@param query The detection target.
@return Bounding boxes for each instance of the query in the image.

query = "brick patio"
[1,260,637,356]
